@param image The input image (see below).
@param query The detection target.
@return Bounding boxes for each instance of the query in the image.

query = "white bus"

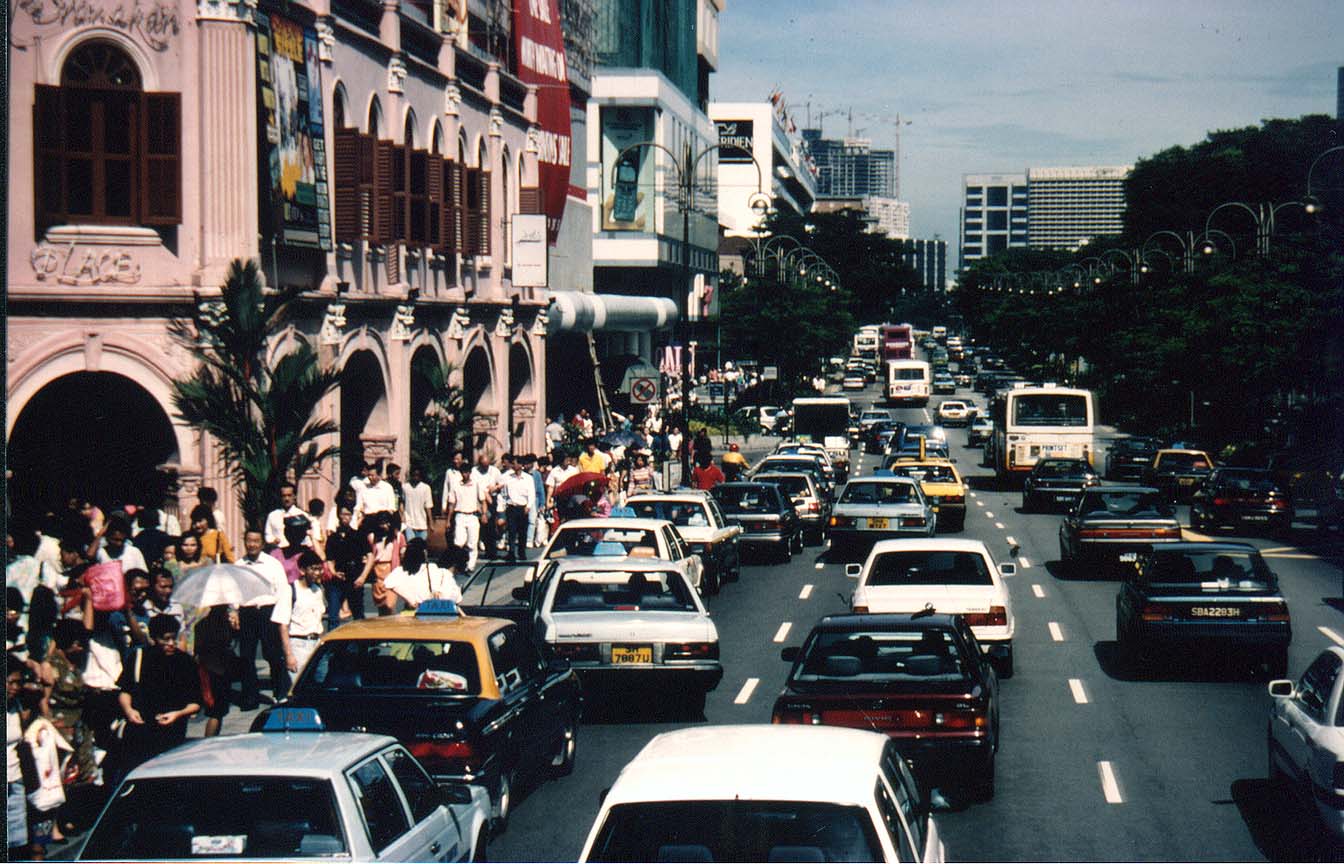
[989,385,1096,479]
[931,325,948,343]
[853,326,880,359]
[886,360,931,406]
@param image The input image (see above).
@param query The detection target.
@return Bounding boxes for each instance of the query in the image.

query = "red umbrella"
[554,471,610,499]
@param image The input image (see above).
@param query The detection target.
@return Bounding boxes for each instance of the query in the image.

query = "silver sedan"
[827,476,936,553]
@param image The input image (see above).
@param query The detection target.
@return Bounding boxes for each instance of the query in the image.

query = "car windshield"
[1012,394,1089,427]
[296,639,481,695]
[1078,491,1173,517]
[866,550,993,586]
[1157,452,1211,471]
[1143,549,1276,591]
[759,460,820,475]
[587,801,882,863]
[794,628,968,682]
[1116,438,1160,454]
[1215,471,1277,493]
[888,464,958,483]
[628,500,711,528]
[757,475,811,497]
[548,527,661,557]
[714,486,780,512]
[549,570,696,612]
[1034,460,1090,479]
[839,482,916,505]
[81,776,346,859]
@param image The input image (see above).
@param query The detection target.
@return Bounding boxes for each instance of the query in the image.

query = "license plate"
[611,645,653,664]
[1118,552,1138,562]
[1244,515,1268,522]
[867,517,889,529]
[1190,607,1240,618]
[1055,494,1074,502]
[1179,477,1195,485]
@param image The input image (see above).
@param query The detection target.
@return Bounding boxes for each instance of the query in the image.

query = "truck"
[878,323,914,364]
[791,396,853,481]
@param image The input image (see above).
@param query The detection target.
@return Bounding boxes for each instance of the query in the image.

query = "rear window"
[1214,471,1277,493]
[1078,491,1173,518]
[1012,394,1089,427]
[587,801,882,863]
[894,368,926,381]
[1034,460,1090,478]
[81,776,346,859]
[628,501,711,528]
[865,550,992,586]
[888,464,957,483]
[1156,452,1211,471]
[757,475,811,497]
[713,486,780,512]
[549,570,696,612]
[548,527,660,558]
[795,628,968,682]
[296,639,481,695]
[840,482,917,505]
[1143,549,1276,591]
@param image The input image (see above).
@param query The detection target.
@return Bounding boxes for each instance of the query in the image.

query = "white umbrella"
[172,563,276,610]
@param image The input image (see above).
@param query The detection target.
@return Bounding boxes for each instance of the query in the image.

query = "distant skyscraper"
[1026,166,1131,250]
[802,129,896,199]
[959,173,1028,268]
[864,196,910,239]
[898,239,947,293]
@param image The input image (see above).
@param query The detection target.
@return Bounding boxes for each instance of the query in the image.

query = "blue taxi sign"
[608,506,637,519]
[592,541,627,556]
[416,599,461,617]
[261,707,325,733]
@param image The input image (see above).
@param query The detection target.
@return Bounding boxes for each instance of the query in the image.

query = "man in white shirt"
[473,454,504,559]
[273,551,327,674]
[544,417,566,454]
[400,466,434,542]
[501,461,536,562]
[440,452,467,512]
[353,464,399,525]
[263,484,312,548]
[383,539,463,609]
[235,530,291,708]
[92,517,148,573]
[447,464,487,570]
[546,453,579,509]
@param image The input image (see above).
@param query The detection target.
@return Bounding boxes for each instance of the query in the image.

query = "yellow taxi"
[883,456,968,532]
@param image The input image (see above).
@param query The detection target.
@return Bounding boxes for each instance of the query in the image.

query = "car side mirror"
[437,783,473,806]
[511,586,531,602]
[845,564,863,579]
[999,563,1017,577]
[780,646,800,663]
[1267,679,1294,698]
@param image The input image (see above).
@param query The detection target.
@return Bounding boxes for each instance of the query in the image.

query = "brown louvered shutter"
[475,169,491,256]
[391,144,410,244]
[464,167,481,256]
[450,161,465,254]
[373,139,396,244]
[34,85,64,233]
[141,92,181,225]
[333,128,361,243]
[357,133,376,240]
[425,154,443,249]
[519,186,542,215]
[409,149,429,247]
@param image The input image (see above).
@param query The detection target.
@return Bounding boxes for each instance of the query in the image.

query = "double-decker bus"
[886,359,931,407]
[852,326,880,360]
[878,324,913,363]
[988,385,1097,480]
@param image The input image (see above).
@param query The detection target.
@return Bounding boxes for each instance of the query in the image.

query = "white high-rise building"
[863,196,911,239]
[1027,166,1131,250]
[959,173,1028,268]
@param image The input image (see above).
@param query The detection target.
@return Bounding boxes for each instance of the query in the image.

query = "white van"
[887,360,931,407]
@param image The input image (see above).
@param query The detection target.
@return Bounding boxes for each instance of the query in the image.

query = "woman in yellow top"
[189,504,235,563]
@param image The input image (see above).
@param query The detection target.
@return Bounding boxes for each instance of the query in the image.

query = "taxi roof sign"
[608,506,637,519]
[415,599,461,617]
[261,707,325,733]
[592,541,628,557]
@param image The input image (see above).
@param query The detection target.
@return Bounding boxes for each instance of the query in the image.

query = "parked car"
[1190,467,1293,537]
[579,725,946,863]
[1105,436,1164,481]
[1143,448,1216,501]
[828,476,937,552]
[775,613,1000,803]
[1268,647,1344,842]
[1021,458,1099,513]
[754,471,830,545]
[1058,486,1183,572]
[847,538,1016,676]
[626,491,743,593]
[712,481,802,562]
[1116,542,1291,676]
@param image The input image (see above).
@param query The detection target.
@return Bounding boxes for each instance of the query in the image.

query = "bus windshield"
[1012,394,1089,427]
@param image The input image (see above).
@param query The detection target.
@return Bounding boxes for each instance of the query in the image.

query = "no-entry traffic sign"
[631,377,659,403]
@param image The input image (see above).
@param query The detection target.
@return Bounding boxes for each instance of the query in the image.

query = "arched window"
[332,85,347,131]
[367,97,382,138]
[500,145,510,266]
[35,41,181,232]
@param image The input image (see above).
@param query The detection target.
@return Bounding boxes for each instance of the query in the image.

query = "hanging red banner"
[513,0,572,245]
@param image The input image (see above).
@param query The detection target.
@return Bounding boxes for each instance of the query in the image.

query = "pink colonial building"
[7,0,571,537]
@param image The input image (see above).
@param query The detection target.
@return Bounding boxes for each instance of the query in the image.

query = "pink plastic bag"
[84,560,126,611]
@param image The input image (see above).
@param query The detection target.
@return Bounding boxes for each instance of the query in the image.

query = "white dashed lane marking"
[773,622,793,643]
[799,584,814,600]
[1006,536,1017,546]
[1048,622,1065,642]
[995,522,1006,530]
[1019,557,1032,569]
[734,678,760,705]
[814,562,826,570]
[1319,626,1344,648]
[976,501,985,508]
[1069,679,1089,704]
[1098,761,1124,804]
[1032,584,1045,598]
[986,511,996,518]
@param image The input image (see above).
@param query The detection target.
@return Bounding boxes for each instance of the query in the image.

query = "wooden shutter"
[519,186,542,215]
[34,85,64,233]
[448,161,465,254]
[357,133,376,240]
[471,169,491,256]
[333,127,361,243]
[425,154,443,249]
[140,92,181,225]
[372,139,396,244]
[464,167,480,256]
[409,149,429,247]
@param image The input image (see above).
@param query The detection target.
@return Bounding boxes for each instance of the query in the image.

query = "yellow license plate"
[1179,477,1195,485]
[867,517,889,529]
[611,646,653,664]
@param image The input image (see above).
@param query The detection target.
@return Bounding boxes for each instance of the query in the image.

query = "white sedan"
[935,400,975,427]
[848,538,1017,677]
[1268,646,1344,840]
[542,517,705,593]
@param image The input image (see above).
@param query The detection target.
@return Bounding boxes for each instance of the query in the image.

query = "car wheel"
[1190,510,1204,532]
[685,690,707,720]
[779,540,793,563]
[995,647,1014,679]
[473,828,490,862]
[1267,730,1288,789]
[550,716,577,776]
[1264,647,1289,680]
[703,567,720,597]
[490,768,514,836]
[1021,494,1033,513]
[967,753,996,802]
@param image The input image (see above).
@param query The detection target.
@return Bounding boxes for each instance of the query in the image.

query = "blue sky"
[714,0,1342,264]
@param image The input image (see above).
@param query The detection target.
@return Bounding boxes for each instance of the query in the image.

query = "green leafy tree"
[171,259,341,529]
[409,355,476,498]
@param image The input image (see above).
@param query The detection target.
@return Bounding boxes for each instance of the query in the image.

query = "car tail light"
[1154,527,1181,539]
[1077,529,1103,539]
[963,606,1008,627]
[1140,603,1172,622]
[665,642,719,661]
[773,707,822,725]
[1269,496,1289,510]
[942,494,965,504]
[830,515,853,528]
[900,516,927,527]
[933,709,987,730]
[408,740,475,774]
[1213,497,1228,507]
[807,501,821,513]
[552,643,600,662]
[851,605,869,614]
[1262,602,1290,623]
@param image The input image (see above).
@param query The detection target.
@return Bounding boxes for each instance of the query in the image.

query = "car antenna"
[911,602,936,619]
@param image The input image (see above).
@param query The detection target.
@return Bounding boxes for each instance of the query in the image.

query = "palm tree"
[171,259,341,528]
[410,352,476,497]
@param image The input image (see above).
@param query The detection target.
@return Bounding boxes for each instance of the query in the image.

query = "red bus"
[878,324,913,363]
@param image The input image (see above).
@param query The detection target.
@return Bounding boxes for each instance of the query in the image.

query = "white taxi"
[541,516,705,593]
[626,491,742,595]
[848,538,1017,677]
[77,709,491,861]
[579,725,945,863]
[1268,646,1344,840]
[934,400,975,427]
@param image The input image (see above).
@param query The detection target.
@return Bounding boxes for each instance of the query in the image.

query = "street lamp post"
[1205,200,1307,256]
[613,140,764,484]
